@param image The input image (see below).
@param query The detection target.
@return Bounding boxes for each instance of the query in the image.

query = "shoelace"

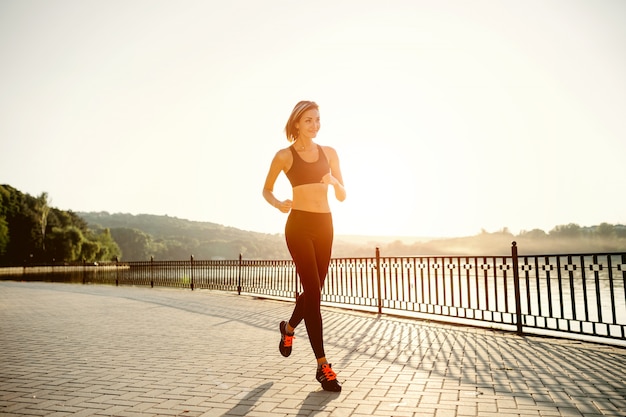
[319,364,337,381]
[282,334,294,347]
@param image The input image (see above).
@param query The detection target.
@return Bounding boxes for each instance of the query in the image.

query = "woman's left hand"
[321,173,338,186]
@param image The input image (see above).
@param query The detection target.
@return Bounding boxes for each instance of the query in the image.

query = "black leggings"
[285,210,333,359]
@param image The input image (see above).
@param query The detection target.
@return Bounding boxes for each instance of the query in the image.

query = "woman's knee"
[304,287,322,305]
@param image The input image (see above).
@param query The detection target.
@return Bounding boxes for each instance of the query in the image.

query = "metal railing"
[9,243,626,347]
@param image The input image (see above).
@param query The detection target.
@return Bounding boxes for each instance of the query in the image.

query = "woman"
[262,100,346,392]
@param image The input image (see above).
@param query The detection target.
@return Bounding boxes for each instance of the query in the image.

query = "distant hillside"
[78,212,292,261]
[78,212,626,261]
[80,212,254,241]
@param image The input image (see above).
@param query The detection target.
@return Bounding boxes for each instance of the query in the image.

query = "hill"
[78,211,293,261]
[78,212,626,261]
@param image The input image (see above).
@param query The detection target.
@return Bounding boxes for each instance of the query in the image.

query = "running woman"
[262,100,346,392]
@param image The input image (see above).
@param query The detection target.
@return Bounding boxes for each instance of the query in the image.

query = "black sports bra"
[285,145,330,187]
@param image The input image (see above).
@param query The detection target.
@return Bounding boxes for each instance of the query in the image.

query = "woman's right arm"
[263,150,292,213]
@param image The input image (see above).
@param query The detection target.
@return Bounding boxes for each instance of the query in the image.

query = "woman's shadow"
[222,382,274,416]
[295,390,341,416]
[221,382,340,416]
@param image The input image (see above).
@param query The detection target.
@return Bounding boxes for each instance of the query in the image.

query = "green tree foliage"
[0,215,9,257]
[79,211,291,260]
[0,185,121,265]
[109,227,154,261]
[595,222,616,239]
[518,229,547,239]
[1,185,43,263]
[85,227,121,262]
[36,192,51,251]
[46,225,84,262]
[549,223,583,239]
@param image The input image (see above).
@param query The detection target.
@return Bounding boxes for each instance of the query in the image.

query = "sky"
[1,0,625,239]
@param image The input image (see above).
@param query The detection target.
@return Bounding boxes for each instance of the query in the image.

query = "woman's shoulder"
[273,145,294,164]
[277,145,294,156]
[319,144,339,159]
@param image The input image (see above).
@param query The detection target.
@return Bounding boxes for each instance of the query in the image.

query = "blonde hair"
[284,101,319,142]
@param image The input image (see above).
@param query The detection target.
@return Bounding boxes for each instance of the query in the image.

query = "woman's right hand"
[275,199,293,213]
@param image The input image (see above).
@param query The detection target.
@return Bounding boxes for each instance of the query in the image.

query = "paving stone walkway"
[0,281,625,417]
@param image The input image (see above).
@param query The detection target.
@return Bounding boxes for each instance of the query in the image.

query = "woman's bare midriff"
[291,183,330,213]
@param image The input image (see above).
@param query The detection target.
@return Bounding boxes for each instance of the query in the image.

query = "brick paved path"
[1,281,625,417]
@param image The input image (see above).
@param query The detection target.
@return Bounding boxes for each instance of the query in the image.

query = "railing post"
[190,255,195,291]
[511,241,523,336]
[238,253,242,295]
[150,256,154,288]
[115,256,119,286]
[376,247,382,315]
[82,257,86,285]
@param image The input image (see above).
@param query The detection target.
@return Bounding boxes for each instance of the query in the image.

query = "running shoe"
[279,321,294,357]
[316,363,342,392]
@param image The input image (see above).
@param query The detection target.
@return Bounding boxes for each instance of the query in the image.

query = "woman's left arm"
[322,146,346,202]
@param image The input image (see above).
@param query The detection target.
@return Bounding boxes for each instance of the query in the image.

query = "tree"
[1,185,41,263]
[80,240,100,262]
[0,216,9,257]
[519,229,547,239]
[110,227,154,261]
[46,226,84,262]
[91,228,121,261]
[594,222,615,239]
[36,192,51,252]
[549,223,583,239]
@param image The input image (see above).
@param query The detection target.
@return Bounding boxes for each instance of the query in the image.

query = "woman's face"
[296,108,320,140]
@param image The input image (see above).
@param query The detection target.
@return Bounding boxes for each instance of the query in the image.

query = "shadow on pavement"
[296,390,341,416]
[222,382,273,416]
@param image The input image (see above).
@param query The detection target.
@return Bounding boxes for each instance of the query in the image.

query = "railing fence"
[9,242,626,347]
